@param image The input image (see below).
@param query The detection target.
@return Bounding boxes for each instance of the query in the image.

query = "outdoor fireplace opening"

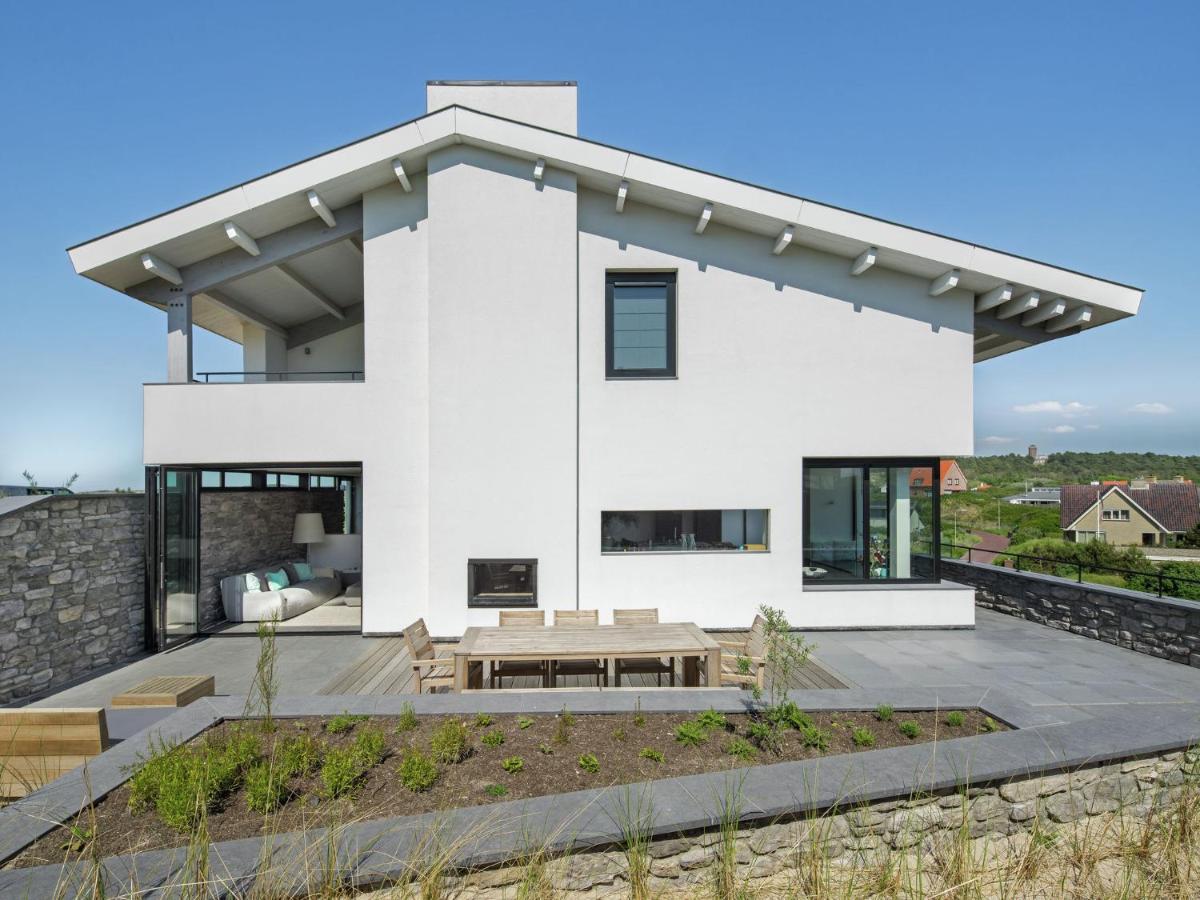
[468,559,537,608]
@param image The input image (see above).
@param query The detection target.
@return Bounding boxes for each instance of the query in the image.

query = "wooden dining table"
[452,622,722,691]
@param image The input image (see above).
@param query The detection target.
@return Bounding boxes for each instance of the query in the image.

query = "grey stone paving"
[804,608,1200,721]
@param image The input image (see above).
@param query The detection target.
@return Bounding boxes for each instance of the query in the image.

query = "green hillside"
[957,452,1200,488]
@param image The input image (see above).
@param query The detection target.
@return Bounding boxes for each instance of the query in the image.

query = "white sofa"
[220,563,343,623]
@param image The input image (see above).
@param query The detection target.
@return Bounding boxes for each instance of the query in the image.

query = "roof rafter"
[274,264,346,320]
[126,202,364,307]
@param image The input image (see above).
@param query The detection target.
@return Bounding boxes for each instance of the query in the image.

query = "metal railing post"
[1078,563,1083,584]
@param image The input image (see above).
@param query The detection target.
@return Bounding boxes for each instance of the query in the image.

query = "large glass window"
[803,459,939,583]
[601,510,768,553]
[606,273,676,378]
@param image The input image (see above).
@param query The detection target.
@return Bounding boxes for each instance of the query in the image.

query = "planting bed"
[7,706,1002,868]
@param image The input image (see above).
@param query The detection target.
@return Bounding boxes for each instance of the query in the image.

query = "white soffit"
[68,104,1143,326]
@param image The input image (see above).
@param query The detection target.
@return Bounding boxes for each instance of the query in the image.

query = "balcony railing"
[195,371,364,383]
[942,542,1200,601]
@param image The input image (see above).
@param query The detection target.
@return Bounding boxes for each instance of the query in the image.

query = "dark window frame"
[467,558,538,608]
[802,456,942,586]
[605,272,677,379]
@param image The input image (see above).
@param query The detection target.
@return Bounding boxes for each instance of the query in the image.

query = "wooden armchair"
[550,609,608,686]
[403,618,481,693]
[491,610,550,688]
[612,608,675,687]
[711,614,768,689]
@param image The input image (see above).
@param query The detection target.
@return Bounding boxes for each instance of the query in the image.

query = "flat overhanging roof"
[67,106,1143,361]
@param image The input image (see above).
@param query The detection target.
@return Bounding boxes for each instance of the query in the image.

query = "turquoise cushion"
[294,562,313,582]
[244,572,261,592]
[265,568,290,591]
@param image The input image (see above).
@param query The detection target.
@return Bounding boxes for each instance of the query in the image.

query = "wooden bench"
[112,674,215,708]
[0,708,110,799]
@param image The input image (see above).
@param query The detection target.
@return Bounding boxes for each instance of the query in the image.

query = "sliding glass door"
[146,467,200,649]
[803,459,940,584]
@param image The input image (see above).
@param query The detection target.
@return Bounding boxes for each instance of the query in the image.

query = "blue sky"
[1,1,1196,490]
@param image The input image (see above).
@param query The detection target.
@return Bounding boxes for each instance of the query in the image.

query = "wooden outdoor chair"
[403,618,481,693]
[708,614,768,689]
[550,609,608,687]
[0,708,110,799]
[612,608,675,687]
[490,610,550,688]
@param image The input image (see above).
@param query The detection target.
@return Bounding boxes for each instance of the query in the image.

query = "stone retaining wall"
[0,494,144,704]
[940,557,1200,669]
[451,748,1199,896]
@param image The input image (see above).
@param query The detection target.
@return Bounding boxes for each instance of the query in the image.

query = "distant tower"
[1027,444,1038,460]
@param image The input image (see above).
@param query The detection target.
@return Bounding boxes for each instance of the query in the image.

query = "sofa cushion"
[278,576,342,617]
[244,572,262,592]
[265,568,290,591]
[293,562,313,582]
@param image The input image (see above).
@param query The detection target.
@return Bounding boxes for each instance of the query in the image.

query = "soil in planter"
[8,708,1003,869]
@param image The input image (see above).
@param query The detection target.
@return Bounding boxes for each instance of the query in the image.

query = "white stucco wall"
[286,323,364,378]
[576,191,973,627]
[424,146,579,635]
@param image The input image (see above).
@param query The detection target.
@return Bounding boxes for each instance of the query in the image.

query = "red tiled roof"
[1060,483,1200,533]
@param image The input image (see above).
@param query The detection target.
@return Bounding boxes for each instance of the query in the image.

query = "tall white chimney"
[426,80,577,135]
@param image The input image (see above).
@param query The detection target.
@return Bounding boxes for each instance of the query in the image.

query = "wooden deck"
[318,631,849,696]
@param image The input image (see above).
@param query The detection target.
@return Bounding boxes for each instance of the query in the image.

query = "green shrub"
[352,726,387,767]
[747,721,783,755]
[632,698,645,728]
[725,737,757,761]
[577,753,600,774]
[485,783,509,798]
[612,727,627,742]
[325,712,369,734]
[695,709,728,732]
[798,725,829,751]
[980,716,999,733]
[639,747,665,763]
[245,761,288,814]
[473,713,494,728]
[538,743,554,755]
[127,738,182,814]
[430,720,471,764]
[559,706,576,727]
[766,701,812,731]
[278,733,322,777]
[398,749,439,792]
[874,704,894,722]
[517,716,535,730]
[945,711,965,728]
[553,715,571,745]
[674,722,708,746]
[898,720,921,739]
[320,746,364,799]
[140,731,262,832]
[501,755,524,774]
[481,729,505,747]
[851,727,876,748]
[395,703,418,733]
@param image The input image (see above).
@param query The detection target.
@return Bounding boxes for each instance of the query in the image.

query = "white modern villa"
[67,81,1142,649]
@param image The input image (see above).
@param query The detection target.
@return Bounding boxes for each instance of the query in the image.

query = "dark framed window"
[803,458,940,585]
[601,510,769,552]
[605,272,676,378]
[467,559,537,608]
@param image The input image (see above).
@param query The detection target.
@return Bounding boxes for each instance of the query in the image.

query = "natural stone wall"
[198,490,344,629]
[941,557,1200,669]
[0,494,144,704]
[446,748,1200,897]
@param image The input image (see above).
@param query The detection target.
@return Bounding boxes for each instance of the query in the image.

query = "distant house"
[940,460,967,493]
[910,460,965,493]
[1061,481,1200,546]
[1005,487,1061,506]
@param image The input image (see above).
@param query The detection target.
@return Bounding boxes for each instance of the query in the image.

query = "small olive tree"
[756,604,812,707]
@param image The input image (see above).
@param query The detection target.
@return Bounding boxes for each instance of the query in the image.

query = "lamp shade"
[292,512,326,544]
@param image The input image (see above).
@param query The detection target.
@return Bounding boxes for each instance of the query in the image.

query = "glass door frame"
[144,465,201,651]
[802,457,942,585]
